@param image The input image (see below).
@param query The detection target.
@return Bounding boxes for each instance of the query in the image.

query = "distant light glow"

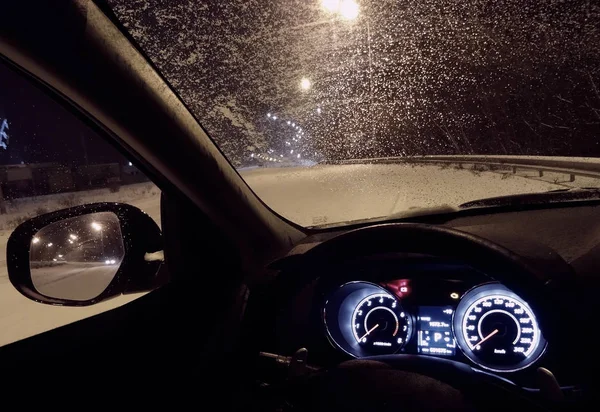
[450,292,460,299]
[300,77,311,90]
[68,240,73,244]
[69,234,78,240]
[321,0,340,12]
[91,222,102,231]
[32,237,40,244]
[105,259,111,265]
[340,0,359,20]
[53,258,57,262]
[287,120,291,125]
[58,254,63,258]
[297,153,301,158]
[292,123,295,127]
[128,162,133,166]
[290,150,294,154]
[267,113,271,117]
[47,243,53,247]
[272,116,277,120]
[250,153,254,158]
[317,107,322,114]
[110,259,116,264]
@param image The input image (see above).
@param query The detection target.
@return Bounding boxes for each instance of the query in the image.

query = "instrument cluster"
[323,278,547,373]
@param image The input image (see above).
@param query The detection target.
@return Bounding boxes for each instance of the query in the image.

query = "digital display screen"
[417,306,456,356]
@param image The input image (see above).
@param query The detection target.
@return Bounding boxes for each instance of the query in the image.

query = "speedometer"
[454,284,547,372]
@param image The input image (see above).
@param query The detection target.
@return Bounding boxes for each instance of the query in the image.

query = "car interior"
[0,1,597,410]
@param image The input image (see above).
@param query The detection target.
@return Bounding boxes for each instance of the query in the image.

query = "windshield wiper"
[459,188,600,209]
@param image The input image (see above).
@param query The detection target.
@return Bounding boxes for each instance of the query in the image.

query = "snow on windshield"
[109,0,600,226]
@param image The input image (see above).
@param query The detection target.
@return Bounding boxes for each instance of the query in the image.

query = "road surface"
[242,163,581,226]
[32,262,120,301]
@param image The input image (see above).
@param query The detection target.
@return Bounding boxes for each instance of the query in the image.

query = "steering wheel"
[263,223,578,411]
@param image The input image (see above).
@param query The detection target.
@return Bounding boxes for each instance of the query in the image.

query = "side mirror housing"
[7,203,164,306]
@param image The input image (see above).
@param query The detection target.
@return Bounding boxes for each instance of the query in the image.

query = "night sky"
[0,61,127,167]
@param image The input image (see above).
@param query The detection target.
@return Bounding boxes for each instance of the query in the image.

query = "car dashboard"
[271,257,562,388]
[266,203,600,392]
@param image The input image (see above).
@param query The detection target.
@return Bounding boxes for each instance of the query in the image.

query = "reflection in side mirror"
[7,202,165,306]
[30,212,124,301]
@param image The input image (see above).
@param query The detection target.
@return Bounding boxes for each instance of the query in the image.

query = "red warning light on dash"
[381,279,411,299]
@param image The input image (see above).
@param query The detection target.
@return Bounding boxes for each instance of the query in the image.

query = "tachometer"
[324,281,413,357]
[454,283,546,372]
[351,293,411,353]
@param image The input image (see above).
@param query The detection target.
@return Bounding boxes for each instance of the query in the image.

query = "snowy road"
[0,163,597,347]
[32,262,120,301]
[242,163,577,226]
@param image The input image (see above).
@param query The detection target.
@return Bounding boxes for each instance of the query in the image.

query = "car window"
[108,0,600,228]
[0,61,161,347]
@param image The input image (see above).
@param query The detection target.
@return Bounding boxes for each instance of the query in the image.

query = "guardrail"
[325,155,600,182]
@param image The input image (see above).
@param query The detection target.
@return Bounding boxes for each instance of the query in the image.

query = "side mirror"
[7,203,164,306]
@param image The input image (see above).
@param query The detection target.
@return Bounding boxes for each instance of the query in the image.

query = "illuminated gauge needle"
[359,324,380,341]
[475,329,499,350]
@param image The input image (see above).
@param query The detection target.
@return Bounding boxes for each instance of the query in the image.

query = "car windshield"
[108,0,600,227]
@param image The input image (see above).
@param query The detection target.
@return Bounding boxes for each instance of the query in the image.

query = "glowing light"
[110,259,116,264]
[290,150,294,154]
[105,259,111,265]
[32,237,40,244]
[321,0,340,12]
[58,254,63,258]
[91,222,102,231]
[292,123,295,127]
[450,292,459,299]
[287,120,291,125]
[317,107,322,114]
[300,77,311,90]
[267,113,271,117]
[297,153,301,158]
[69,234,78,240]
[68,240,73,244]
[340,0,359,20]
[250,153,254,158]
[53,258,57,262]
[47,243,53,247]
[272,116,277,120]
[128,162,133,166]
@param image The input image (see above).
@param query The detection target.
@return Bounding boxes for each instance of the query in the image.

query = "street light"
[339,0,359,20]
[91,221,104,254]
[300,77,312,90]
[321,0,359,20]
